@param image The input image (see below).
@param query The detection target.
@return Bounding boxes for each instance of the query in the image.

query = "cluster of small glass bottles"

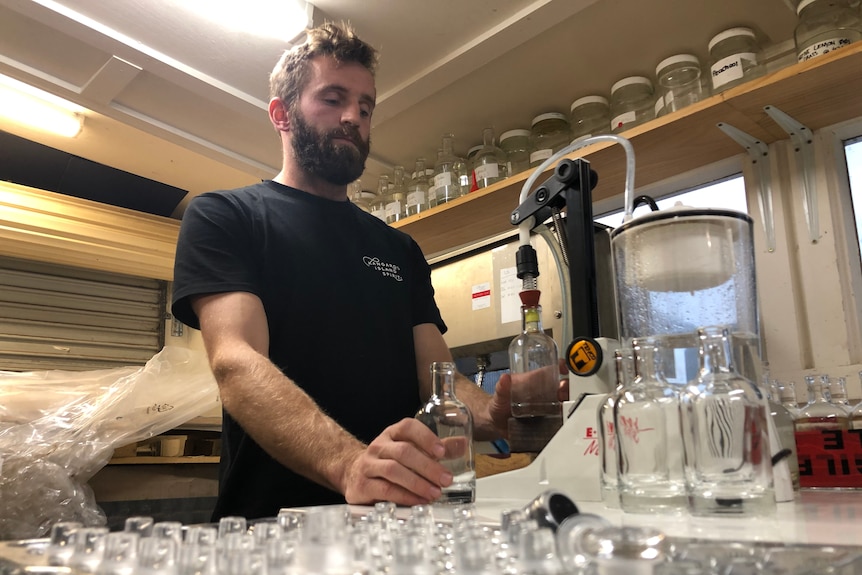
[770,371,862,431]
[600,327,777,517]
[32,498,862,575]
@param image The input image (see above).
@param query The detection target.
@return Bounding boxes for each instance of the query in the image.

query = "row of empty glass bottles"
[771,372,862,430]
[599,327,777,517]
[39,500,861,575]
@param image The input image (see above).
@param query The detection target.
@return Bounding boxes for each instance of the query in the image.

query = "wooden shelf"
[108,456,219,465]
[394,43,862,258]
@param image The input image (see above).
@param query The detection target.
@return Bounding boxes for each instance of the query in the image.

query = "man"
[172,22,517,520]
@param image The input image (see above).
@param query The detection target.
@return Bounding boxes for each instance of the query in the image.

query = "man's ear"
[269,98,290,131]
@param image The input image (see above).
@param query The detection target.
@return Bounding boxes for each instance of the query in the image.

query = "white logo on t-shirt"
[363,256,403,281]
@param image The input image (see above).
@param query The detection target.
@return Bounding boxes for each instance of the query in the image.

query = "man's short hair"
[269,22,378,107]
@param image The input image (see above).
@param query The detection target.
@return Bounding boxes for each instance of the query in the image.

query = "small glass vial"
[432,134,463,206]
[795,0,862,62]
[472,127,508,189]
[415,362,476,504]
[614,338,686,514]
[500,128,532,176]
[384,165,407,224]
[655,54,706,114]
[708,27,764,92]
[569,95,610,142]
[609,76,655,133]
[680,327,776,516]
[529,112,572,168]
[508,289,560,418]
[406,158,429,217]
[369,175,388,222]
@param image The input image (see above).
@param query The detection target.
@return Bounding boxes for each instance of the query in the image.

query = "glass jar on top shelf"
[432,134,463,206]
[499,128,532,176]
[609,76,656,133]
[529,113,571,169]
[795,0,862,62]
[570,95,610,142]
[405,158,430,217]
[384,165,407,224]
[708,27,764,93]
[369,175,388,222]
[655,53,707,115]
[471,127,508,190]
[348,180,373,213]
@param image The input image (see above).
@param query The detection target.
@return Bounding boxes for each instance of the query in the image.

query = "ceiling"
[0,0,799,219]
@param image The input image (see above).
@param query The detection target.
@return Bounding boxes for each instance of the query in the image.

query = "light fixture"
[190,0,313,44]
[0,74,85,138]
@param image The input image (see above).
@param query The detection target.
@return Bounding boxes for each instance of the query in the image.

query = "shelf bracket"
[717,122,776,252]
[763,105,820,243]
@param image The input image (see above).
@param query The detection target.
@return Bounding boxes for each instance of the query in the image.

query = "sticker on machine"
[472,282,491,310]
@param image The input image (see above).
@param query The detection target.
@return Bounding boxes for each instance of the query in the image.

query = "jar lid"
[611,76,653,94]
[708,27,756,51]
[796,0,819,12]
[531,112,568,126]
[655,53,700,76]
[500,128,531,141]
[570,95,609,111]
[467,145,483,157]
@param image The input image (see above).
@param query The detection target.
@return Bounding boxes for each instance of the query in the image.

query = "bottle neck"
[696,328,734,378]
[632,342,661,384]
[521,304,543,333]
[431,362,457,399]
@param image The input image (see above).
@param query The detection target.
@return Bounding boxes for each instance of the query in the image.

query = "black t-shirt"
[171,181,446,519]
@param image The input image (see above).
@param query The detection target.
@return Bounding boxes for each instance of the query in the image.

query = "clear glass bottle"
[763,367,800,491]
[432,134,462,206]
[472,127,508,190]
[655,53,706,114]
[852,396,862,430]
[795,375,851,431]
[775,380,801,417]
[384,165,407,224]
[415,361,475,504]
[708,27,764,92]
[529,113,572,168]
[679,327,776,516]
[500,129,532,175]
[507,289,561,418]
[406,158,429,217]
[598,349,626,508]
[569,95,610,142]
[795,0,862,62]
[369,175,388,222]
[609,76,656,133]
[824,374,851,406]
[614,338,687,514]
[349,180,374,214]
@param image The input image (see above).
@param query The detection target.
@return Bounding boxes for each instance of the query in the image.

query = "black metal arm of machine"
[510,158,601,340]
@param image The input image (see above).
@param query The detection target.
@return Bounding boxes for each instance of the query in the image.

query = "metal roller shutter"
[0,256,166,371]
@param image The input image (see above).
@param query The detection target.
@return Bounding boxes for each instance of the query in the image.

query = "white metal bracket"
[718,122,776,252]
[763,105,820,243]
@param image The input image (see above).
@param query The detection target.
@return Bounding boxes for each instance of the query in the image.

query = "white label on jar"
[385,201,401,219]
[371,206,386,221]
[611,111,637,131]
[710,52,756,89]
[655,96,666,116]
[433,171,453,189]
[459,174,470,188]
[475,163,499,181]
[797,37,854,62]
[406,191,425,206]
[530,149,553,164]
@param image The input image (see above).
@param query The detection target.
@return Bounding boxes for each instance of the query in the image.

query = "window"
[594,174,747,229]
[844,136,862,265]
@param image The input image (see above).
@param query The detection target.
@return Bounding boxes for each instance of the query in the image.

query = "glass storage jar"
[500,128,532,175]
[708,27,764,92]
[655,53,706,114]
[609,76,655,133]
[795,0,862,62]
[529,112,571,168]
[569,95,610,141]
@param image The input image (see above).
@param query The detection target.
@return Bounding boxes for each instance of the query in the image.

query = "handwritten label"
[796,429,862,489]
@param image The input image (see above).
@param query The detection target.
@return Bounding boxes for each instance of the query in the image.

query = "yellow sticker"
[566,337,602,377]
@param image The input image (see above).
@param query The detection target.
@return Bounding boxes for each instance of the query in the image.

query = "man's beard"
[290,108,370,186]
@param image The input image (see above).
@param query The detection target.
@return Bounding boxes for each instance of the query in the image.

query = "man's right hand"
[341,418,454,506]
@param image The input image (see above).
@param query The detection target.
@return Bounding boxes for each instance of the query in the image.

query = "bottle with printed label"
[384,165,407,224]
[614,338,687,514]
[529,113,571,168]
[369,175,388,222]
[432,134,463,206]
[405,158,429,217]
[609,76,656,134]
[472,127,508,190]
[708,27,764,93]
[500,129,532,176]
[795,0,862,62]
[415,361,475,504]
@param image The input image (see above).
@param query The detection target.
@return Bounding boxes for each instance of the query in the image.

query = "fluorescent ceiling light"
[191,0,313,44]
[0,74,85,138]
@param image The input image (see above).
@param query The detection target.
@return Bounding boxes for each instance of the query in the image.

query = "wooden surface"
[108,456,220,465]
[395,43,862,258]
[475,453,535,478]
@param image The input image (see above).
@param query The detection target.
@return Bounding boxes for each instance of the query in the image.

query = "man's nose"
[341,102,362,126]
